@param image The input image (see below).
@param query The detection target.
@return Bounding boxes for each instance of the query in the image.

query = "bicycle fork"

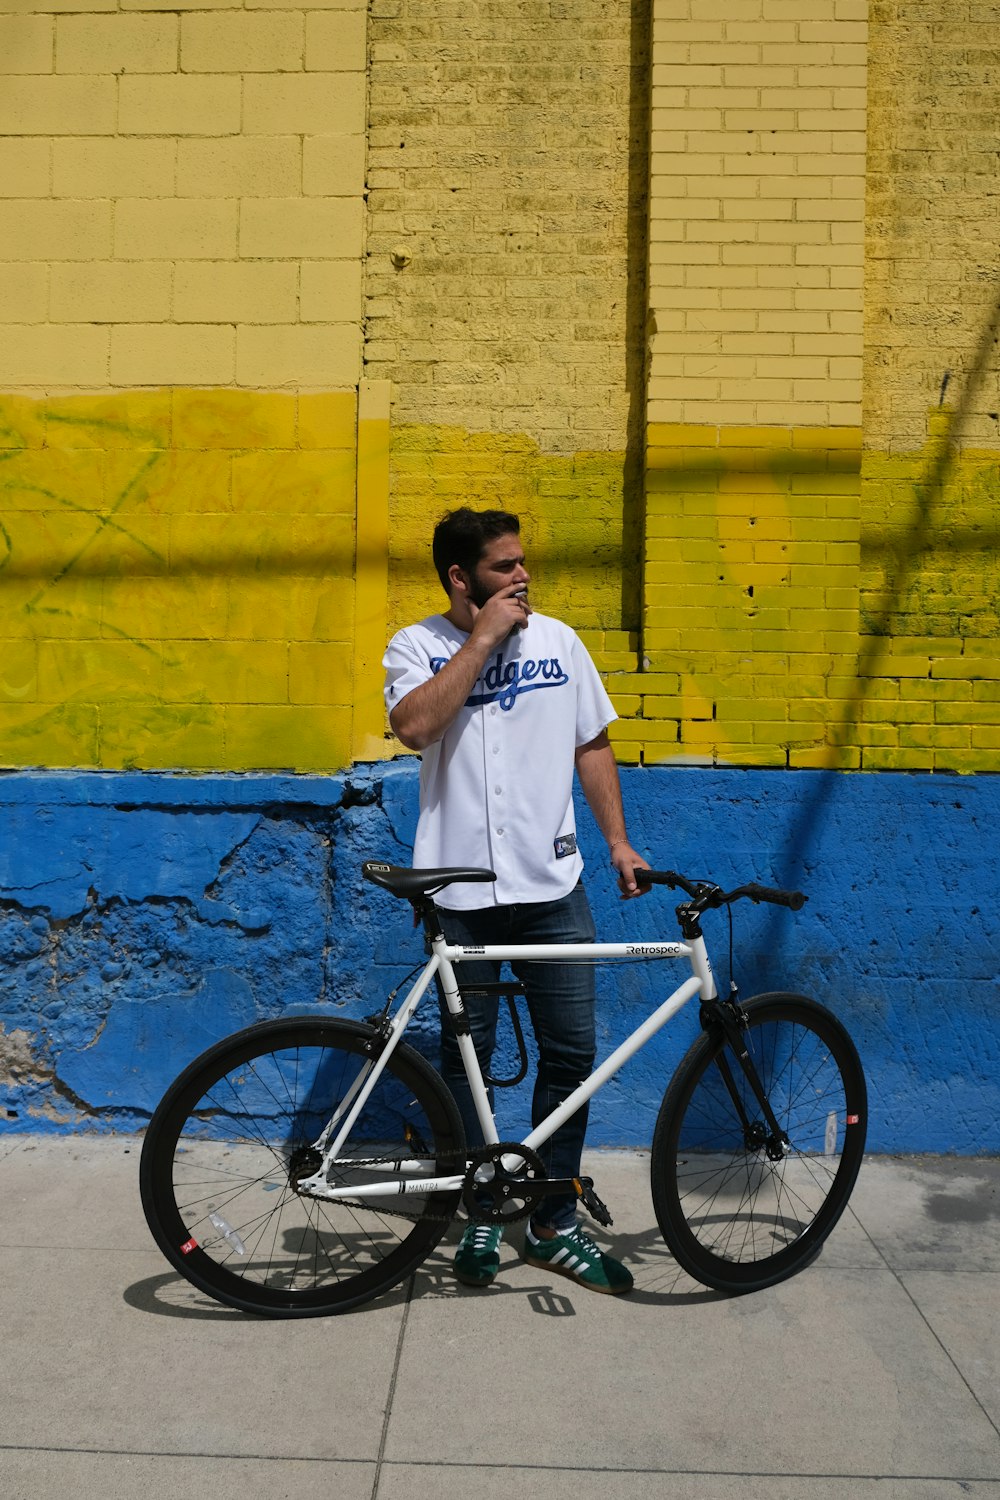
[685,927,790,1162]
[701,996,790,1160]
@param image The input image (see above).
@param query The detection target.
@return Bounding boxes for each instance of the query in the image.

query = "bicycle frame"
[297,929,715,1205]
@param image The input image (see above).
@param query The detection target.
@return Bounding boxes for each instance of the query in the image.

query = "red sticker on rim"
[180,1237,198,1255]
[846,1115,860,1125]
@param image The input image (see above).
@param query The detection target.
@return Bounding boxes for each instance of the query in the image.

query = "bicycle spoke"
[141,1019,463,1316]
[653,995,866,1291]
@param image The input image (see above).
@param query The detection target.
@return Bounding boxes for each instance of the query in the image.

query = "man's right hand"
[389,587,531,752]
[468,584,532,647]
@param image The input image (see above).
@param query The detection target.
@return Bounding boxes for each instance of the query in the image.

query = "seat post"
[415,895,445,942]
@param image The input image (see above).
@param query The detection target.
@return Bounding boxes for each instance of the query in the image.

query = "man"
[383,507,649,1295]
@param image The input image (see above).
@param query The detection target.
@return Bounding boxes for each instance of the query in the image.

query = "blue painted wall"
[1,765,997,1152]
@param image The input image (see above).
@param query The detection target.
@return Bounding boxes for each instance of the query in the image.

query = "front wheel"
[651,993,867,1293]
[140,1017,465,1317]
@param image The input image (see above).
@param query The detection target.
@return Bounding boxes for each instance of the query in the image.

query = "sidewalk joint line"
[0,1444,995,1484]
[370,1274,414,1500]
[847,1200,1000,1445]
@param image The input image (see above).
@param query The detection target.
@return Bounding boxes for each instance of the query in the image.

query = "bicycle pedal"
[573,1176,613,1227]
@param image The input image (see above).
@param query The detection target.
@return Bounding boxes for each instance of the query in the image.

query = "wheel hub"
[288,1145,323,1193]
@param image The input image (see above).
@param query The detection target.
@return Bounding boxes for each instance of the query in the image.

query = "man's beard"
[468,574,500,609]
[467,571,529,623]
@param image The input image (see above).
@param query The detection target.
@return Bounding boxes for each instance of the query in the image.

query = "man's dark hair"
[431,507,520,593]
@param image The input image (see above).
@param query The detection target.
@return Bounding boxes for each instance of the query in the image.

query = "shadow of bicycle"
[122,1217,723,1322]
[411,1221,726,1313]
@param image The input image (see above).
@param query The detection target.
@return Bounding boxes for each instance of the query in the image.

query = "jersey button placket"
[485,712,506,846]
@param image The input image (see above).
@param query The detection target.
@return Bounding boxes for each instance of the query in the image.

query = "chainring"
[462,1141,547,1225]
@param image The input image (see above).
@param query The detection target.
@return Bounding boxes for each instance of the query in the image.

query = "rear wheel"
[652,994,866,1292]
[140,1017,464,1317]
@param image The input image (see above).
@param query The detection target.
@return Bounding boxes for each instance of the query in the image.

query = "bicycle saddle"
[362,861,497,899]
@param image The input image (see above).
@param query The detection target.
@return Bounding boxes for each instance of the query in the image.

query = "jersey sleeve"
[383,627,435,716]
[571,632,617,747]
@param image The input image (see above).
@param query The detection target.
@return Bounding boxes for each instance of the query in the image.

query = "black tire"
[651,993,867,1293]
[140,1017,465,1317]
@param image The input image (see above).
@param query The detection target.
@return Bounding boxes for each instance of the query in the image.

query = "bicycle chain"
[305,1143,545,1226]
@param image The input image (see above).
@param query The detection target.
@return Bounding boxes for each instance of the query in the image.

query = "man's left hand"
[610,842,651,900]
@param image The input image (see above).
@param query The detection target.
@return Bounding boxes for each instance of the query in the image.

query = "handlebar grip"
[632,869,806,911]
[743,883,807,910]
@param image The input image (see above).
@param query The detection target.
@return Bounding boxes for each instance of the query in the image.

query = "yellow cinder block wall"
[0,390,362,770]
[0,3,369,773]
[2,2,997,776]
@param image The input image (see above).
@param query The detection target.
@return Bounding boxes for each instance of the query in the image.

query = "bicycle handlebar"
[635,869,807,912]
[737,882,807,910]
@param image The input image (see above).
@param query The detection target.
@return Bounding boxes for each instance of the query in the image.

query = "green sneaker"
[523,1222,633,1296]
[454,1222,504,1287]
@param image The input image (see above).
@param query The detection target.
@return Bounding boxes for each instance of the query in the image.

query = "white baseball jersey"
[383,611,617,910]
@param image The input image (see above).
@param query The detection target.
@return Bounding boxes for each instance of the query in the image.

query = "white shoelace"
[466,1224,500,1246]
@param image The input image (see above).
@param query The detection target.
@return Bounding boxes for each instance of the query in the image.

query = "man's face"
[465,533,531,608]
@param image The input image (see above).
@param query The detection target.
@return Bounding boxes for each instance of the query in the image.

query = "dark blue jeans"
[436,883,597,1231]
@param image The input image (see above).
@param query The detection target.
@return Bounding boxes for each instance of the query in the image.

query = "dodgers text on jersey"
[430,651,570,712]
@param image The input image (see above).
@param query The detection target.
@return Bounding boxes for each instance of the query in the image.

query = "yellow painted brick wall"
[637,0,868,770]
[637,422,862,768]
[865,4,1000,451]
[5,4,996,776]
[857,5,1000,773]
[857,414,1000,775]
[0,390,359,770]
[365,0,648,675]
[0,2,364,390]
[648,0,866,429]
[0,3,371,772]
[639,1,998,774]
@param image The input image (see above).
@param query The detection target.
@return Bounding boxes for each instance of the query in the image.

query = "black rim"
[141,1021,462,1314]
[659,1000,866,1288]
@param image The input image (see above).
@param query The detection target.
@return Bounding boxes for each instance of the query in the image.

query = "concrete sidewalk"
[1,1137,998,1499]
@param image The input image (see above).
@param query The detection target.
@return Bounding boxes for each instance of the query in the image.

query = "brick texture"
[642,423,864,768]
[0,5,367,773]
[648,0,866,429]
[0,390,359,772]
[865,4,1000,450]
[639,3,999,774]
[2,2,996,777]
[367,1,646,457]
[0,2,365,392]
[857,6,1000,772]
[366,0,649,648]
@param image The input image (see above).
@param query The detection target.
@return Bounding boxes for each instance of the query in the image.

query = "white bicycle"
[140,863,867,1317]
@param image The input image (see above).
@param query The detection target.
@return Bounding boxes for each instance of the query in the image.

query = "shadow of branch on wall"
[762,281,1000,936]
